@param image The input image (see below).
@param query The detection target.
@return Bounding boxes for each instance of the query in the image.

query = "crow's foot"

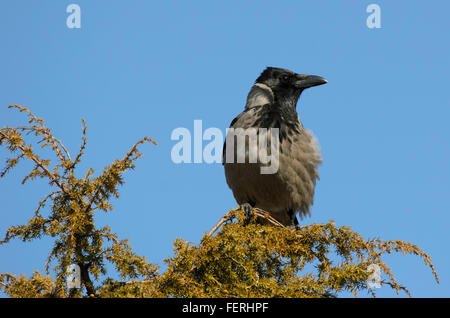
[288,224,301,231]
[240,203,254,225]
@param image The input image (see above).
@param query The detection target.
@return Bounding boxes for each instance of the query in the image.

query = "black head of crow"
[254,67,327,108]
[223,66,327,228]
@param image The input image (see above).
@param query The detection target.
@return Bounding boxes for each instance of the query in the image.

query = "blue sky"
[0,1,449,297]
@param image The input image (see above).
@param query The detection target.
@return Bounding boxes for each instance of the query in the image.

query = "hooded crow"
[223,67,327,227]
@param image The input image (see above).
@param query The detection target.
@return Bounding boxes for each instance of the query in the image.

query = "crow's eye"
[280,74,290,82]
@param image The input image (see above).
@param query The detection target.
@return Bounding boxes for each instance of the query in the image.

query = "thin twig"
[207,210,235,237]
[252,208,286,227]
[9,105,72,162]
[124,280,152,285]
[206,207,286,238]
[0,130,68,194]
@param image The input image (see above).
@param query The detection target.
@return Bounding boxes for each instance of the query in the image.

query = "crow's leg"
[288,209,301,230]
[240,201,255,225]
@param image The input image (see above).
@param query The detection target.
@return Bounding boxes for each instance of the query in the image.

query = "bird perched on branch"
[223,67,327,228]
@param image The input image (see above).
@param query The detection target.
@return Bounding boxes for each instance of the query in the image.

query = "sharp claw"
[240,203,253,225]
[288,224,301,231]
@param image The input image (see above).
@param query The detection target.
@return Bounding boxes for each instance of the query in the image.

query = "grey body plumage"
[223,67,327,227]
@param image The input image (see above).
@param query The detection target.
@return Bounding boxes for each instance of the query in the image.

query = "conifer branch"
[0,129,68,194]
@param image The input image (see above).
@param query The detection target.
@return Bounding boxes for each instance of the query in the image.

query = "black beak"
[295,74,328,89]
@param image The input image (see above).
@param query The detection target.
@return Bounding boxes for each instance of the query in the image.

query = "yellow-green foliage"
[0,271,60,298]
[0,106,439,298]
[153,209,438,298]
[0,105,157,297]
